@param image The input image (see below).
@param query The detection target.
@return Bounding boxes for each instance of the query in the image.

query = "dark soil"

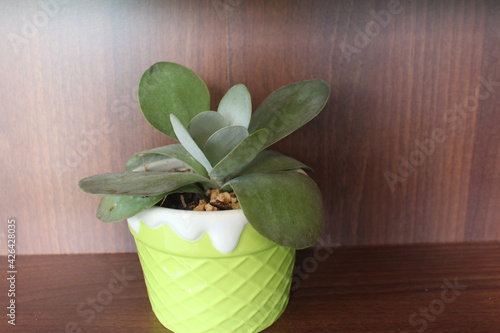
[155,192,206,210]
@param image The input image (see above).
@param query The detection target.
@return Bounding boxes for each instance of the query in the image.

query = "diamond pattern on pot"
[135,239,295,333]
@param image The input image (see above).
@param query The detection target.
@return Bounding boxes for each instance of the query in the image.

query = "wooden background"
[1,0,499,255]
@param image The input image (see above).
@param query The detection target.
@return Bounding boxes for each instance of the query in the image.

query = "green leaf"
[227,171,324,248]
[217,84,252,128]
[138,62,210,140]
[126,153,169,172]
[209,129,269,185]
[204,126,249,166]
[187,111,228,149]
[170,114,213,172]
[238,150,312,176]
[248,79,330,148]
[97,194,165,223]
[125,144,208,177]
[96,184,204,222]
[78,171,216,196]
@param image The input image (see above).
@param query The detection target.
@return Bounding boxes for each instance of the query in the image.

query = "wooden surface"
[1,1,500,254]
[1,241,500,332]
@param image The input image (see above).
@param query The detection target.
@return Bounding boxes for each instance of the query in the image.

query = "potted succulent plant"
[78,62,330,333]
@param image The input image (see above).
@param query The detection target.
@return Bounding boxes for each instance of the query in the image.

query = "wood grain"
[226,0,500,246]
[2,242,500,332]
[0,0,229,254]
[0,0,499,254]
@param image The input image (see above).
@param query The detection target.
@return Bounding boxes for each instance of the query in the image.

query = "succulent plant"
[78,62,330,248]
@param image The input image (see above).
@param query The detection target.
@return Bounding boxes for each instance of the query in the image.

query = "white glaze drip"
[128,207,249,254]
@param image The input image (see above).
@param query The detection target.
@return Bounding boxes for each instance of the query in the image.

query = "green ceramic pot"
[128,207,295,333]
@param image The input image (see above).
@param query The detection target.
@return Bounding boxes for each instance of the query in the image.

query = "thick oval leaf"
[237,150,312,176]
[217,84,252,128]
[125,144,208,177]
[139,62,210,139]
[170,114,213,172]
[248,79,330,148]
[204,126,249,166]
[209,129,269,185]
[78,171,216,196]
[187,111,228,149]
[126,153,170,172]
[96,184,204,222]
[227,171,324,248]
[97,193,166,223]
